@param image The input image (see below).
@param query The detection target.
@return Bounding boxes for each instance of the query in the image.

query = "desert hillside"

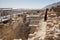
[0,2,60,40]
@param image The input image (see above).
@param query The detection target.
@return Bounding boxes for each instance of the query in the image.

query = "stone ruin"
[0,6,60,40]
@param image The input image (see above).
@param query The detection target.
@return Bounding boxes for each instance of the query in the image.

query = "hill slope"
[44,2,60,9]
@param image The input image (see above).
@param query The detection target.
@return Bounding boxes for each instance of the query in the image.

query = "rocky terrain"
[0,2,60,40]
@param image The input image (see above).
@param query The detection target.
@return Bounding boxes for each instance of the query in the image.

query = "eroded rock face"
[0,15,24,40]
[0,14,31,40]
[16,23,30,40]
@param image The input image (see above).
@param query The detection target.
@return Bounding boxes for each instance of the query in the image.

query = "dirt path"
[28,19,47,40]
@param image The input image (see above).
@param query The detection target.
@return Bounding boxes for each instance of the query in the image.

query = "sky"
[0,0,60,9]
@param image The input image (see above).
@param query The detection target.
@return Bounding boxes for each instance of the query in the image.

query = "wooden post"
[44,9,48,21]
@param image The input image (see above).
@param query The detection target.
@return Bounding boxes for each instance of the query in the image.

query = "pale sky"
[0,0,60,9]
